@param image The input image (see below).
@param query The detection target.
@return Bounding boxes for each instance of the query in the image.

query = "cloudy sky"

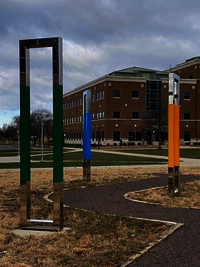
[1,0,200,127]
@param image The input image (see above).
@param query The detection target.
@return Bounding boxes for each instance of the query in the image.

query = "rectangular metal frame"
[168,73,180,196]
[19,37,63,229]
[83,90,91,180]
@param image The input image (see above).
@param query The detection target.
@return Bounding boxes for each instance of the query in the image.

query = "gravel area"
[62,174,200,267]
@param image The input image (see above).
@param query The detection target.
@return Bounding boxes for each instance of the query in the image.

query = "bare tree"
[11,109,53,147]
[31,109,53,147]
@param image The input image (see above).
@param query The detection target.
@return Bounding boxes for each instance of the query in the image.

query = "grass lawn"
[128,180,200,208]
[0,148,71,158]
[0,168,174,267]
[31,150,168,165]
[0,150,167,169]
[116,148,200,159]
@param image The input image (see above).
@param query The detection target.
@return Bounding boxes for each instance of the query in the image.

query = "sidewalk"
[61,173,200,266]
[0,149,199,169]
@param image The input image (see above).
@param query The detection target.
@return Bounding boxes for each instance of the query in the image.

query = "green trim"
[53,84,63,182]
[20,86,30,182]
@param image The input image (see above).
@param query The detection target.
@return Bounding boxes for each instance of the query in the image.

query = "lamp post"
[18,128,20,157]
[41,120,44,161]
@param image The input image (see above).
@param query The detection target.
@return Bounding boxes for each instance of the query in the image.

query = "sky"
[1,0,200,127]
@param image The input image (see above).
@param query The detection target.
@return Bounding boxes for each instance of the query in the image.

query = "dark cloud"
[1,0,200,126]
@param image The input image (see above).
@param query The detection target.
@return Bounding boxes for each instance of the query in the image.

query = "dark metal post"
[19,37,63,229]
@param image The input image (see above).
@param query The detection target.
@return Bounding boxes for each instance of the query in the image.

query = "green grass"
[116,148,200,159]
[0,150,167,169]
[31,151,167,165]
[0,148,71,157]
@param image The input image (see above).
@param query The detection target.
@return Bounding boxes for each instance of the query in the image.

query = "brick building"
[63,57,200,145]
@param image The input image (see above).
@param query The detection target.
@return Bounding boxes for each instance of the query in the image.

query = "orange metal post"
[168,104,174,168]
[174,105,180,194]
[168,103,174,194]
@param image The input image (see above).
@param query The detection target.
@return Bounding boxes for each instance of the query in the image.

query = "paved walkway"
[0,149,199,168]
[62,173,200,267]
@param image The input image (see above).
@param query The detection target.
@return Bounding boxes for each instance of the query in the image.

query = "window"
[92,94,95,101]
[113,111,120,118]
[184,92,190,100]
[96,131,100,141]
[102,91,104,99]
[189,73,193,79]
[132,91,139,98]
[92,113,95,120]
[184,113,190,119]
[113,131,120,141]
[132,112,139,119]
[80,98,82,105]
[184,131,190,141]
[97,92,99,100]
[136,132,142,141]
[102,112,104,119]
[99,91,102,99]
[92,131,94,141]
[113,90,120,98]
[77,99,79,106]
[97,113,99,120]
[182,75,186,79]
[146,80,162,118]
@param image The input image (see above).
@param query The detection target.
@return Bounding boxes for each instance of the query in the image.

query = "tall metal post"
[41,120,44,161]
[83,90,91,180]
[168,73,180,196]
[19,37,63,229]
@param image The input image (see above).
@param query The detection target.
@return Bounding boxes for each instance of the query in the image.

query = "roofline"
[63,76,147,97]
[165,58,200,72]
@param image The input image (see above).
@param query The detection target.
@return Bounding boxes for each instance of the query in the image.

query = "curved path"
[63,174,200,267]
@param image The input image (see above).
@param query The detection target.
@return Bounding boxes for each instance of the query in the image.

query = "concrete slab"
[13,227,70,237]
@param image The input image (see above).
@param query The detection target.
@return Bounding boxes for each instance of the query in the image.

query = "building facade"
[63,57,200,145]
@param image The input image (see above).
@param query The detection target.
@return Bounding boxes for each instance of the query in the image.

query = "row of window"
[63,98,82,110]
[63,90,192,110]
[64,111,192,124]
[65,131,191,142]
[64,117,82,124]
[64,112,105,124]
[92,91,104,101]
[113,111,139,119]
[113,90,139,98]
[65,131,105,141]
[182,73,193,79]
[64,111,139,124]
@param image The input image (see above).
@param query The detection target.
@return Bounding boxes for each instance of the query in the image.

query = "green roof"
[108,66,168,80]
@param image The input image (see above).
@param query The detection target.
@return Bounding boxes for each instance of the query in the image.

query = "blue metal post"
[83,90,91,180]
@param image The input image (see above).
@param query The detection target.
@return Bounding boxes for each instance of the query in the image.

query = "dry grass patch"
[128,180,200,209]
[1,168,172,266]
